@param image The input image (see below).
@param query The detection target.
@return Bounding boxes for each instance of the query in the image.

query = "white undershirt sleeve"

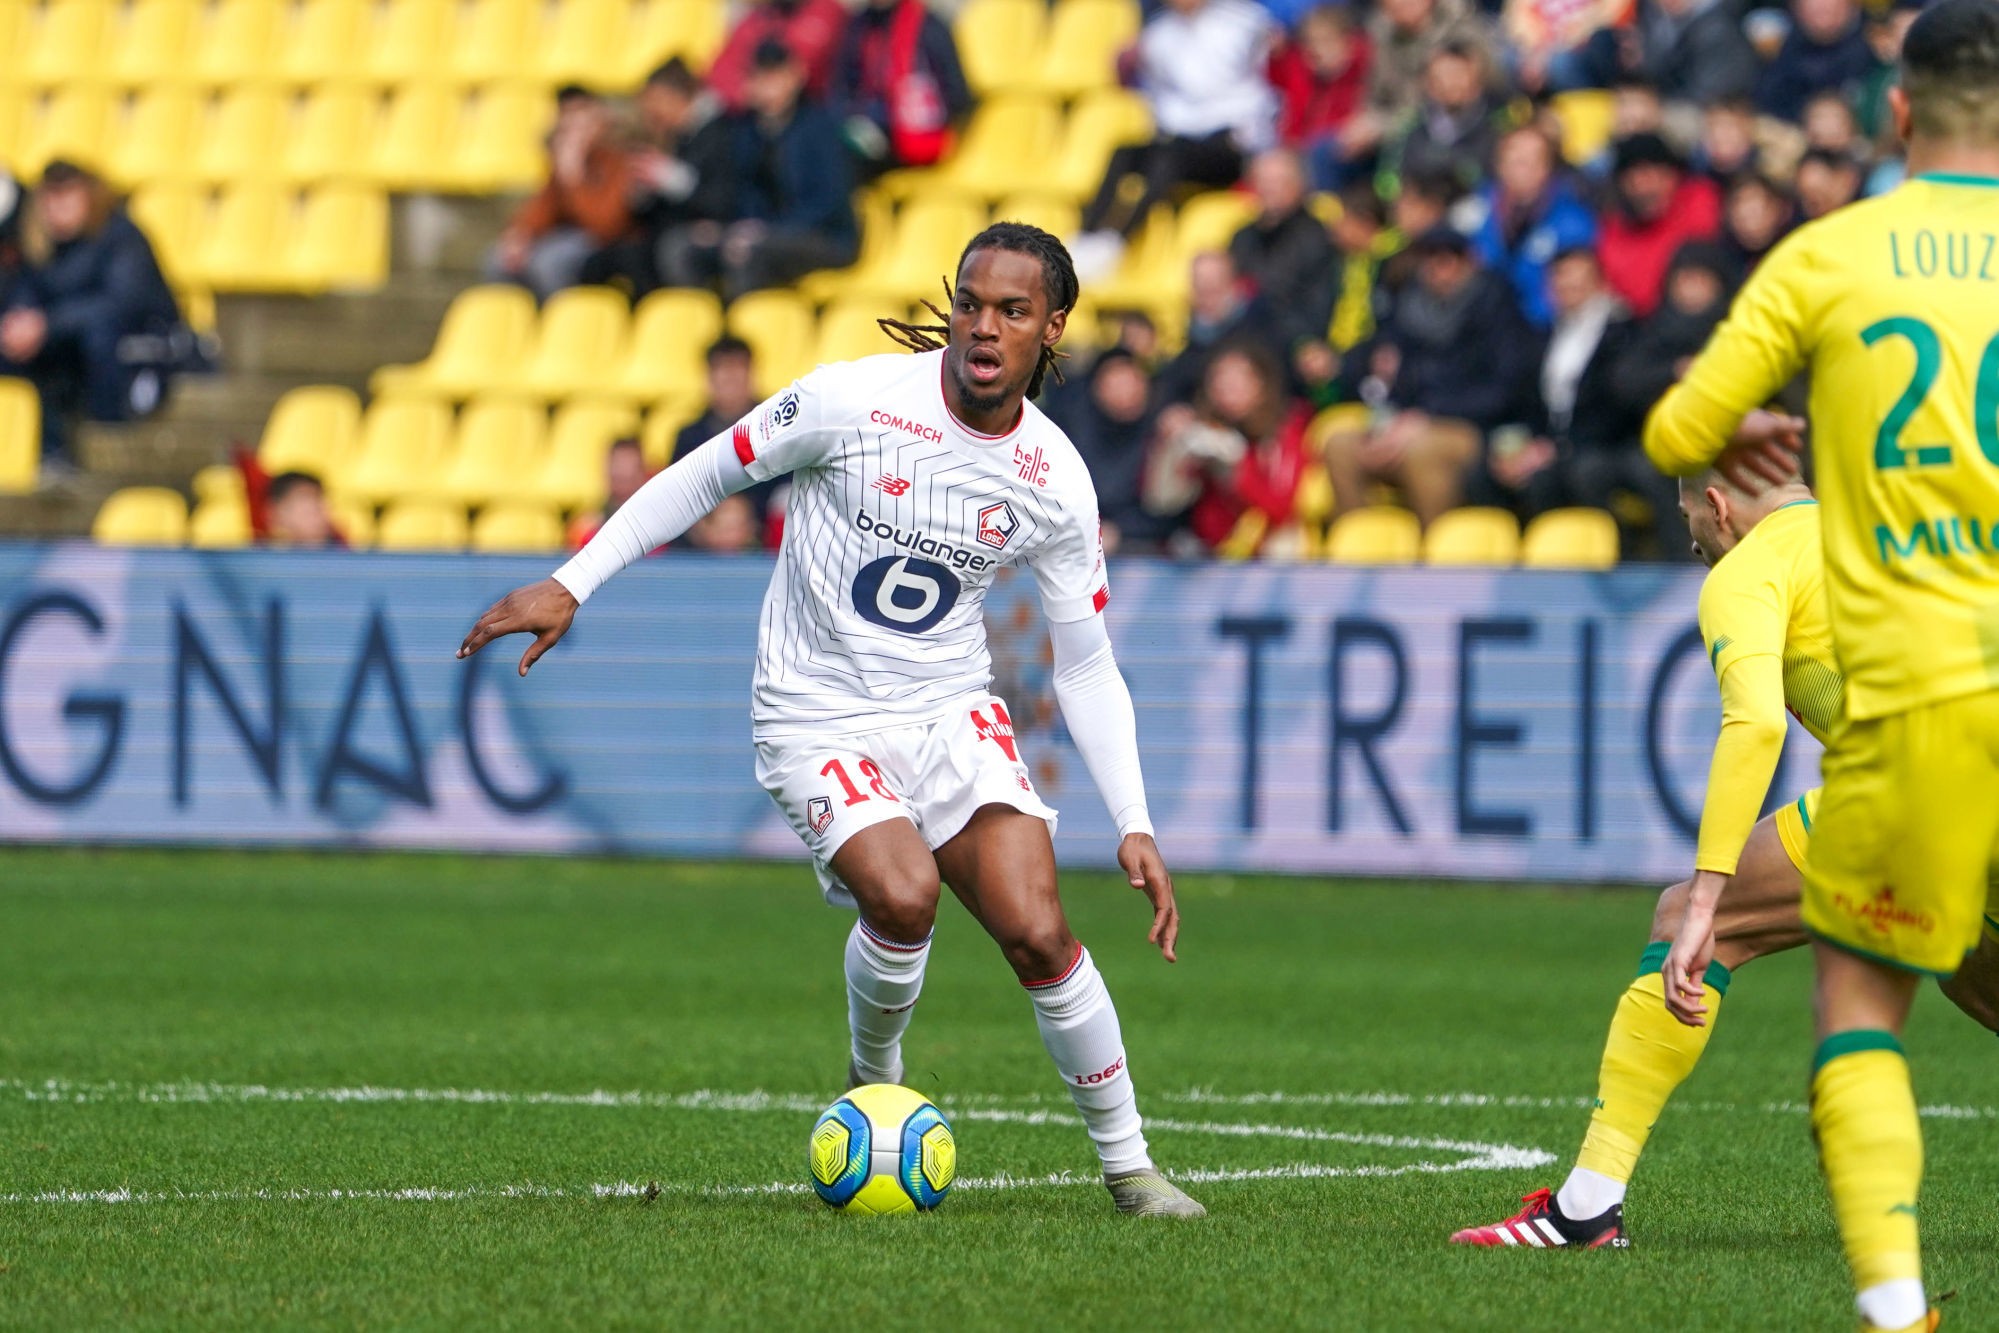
[1048,613,1154,840]
[550,433,753,604]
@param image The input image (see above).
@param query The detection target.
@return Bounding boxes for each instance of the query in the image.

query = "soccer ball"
[808,1084,955,1214]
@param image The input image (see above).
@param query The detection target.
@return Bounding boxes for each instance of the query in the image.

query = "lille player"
[1452,461,1999,1252]
[1644,2,1999,1324]
[459,223,1205,1218]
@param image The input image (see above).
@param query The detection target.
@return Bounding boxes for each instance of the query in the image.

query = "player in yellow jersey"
[1451,465,1999,1252]
[1642,1,1999,1324]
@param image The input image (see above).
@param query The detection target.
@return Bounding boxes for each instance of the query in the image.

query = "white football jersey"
[733,349,1108,739]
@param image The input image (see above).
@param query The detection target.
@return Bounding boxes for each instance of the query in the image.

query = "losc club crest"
[976,501,1018,551]
[807,796,834,835]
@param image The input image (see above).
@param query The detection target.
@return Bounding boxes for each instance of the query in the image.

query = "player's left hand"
[1118,833,1178,963]
[1662,897,1719,1028]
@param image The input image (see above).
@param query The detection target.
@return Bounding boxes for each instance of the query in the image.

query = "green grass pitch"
[2,847,1995,1329]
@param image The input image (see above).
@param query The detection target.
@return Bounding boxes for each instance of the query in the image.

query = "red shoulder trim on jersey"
[732,422,754,465]
[1092,586,1109,613]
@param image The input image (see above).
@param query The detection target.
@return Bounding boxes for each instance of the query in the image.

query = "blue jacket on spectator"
[1467,177,1598,329]
[732,102,858,243]
[7,208,181,347]
[1755,20,1877,122]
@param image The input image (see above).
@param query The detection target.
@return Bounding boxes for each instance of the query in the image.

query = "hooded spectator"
[1756,0,1878,123]
[832,0,974,176]
[489,87,636,299]
[1388,40,1508,194]
[1227,149,1337,348]
[1596,132,1721,317]
[707,0,849,112]
[1795,146,1864,219]
[1269,5,1374,189]
[1468,125,1598,328]
[1044,347,1165,549]
[1718,171,1796,276]
[1147,339,1312,554]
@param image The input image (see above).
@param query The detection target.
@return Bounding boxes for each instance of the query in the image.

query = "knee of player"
[865,872,941,942]
[1650,880,1691,943]
[998,920,1080,984]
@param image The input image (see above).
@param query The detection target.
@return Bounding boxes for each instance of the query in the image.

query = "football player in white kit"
[458,223,1204,1217]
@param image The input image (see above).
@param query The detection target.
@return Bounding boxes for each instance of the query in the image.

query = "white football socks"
[1856,1279,1927,1331]
[845,919,930,1085]
[1556,1166,1627,1221]
[1025,944,1151,1176]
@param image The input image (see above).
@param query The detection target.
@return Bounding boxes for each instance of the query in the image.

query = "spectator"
[1386,41,1508,195]
[1717,171,1795,276]
[1756,0,1877,124]
[1505,0,1628,95]
[489,87,636,300]
[1338,0,1493,182]
[670,39,859,298]
[263,472,343,548]
[594,60,737,296]
[0,168,22,307]
[1467,125,1598,328]
[567,437,652,550]
[1227,149,1337,349]
[0,160,184,463]
[1268,5,1374,188]
[675,335,778,528]
[707,0,849,112]
[1071,0,1279,271]
[1794,147,1864,220]
[1693,96,1761,181]
[684,493,763,551]
[1802,90,1864,159]
[832,0,973,177]
[1596,132,1720,317]
[1323,226,1540,526]
[1293,183,1399,404]
[1154,250,1275,408]
[1576,73,1666,180]
[1044,347,1165,550]
[1855,3,1921,143]
[1146,339,1312,554]
[1576,0,1758,108]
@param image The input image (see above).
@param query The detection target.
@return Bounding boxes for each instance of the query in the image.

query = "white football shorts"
[754,694,1059,907]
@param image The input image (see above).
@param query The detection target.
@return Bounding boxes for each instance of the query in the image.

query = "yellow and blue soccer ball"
[808,1084,955,1214]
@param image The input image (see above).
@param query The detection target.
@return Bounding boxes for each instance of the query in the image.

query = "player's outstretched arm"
[458,578,578,677]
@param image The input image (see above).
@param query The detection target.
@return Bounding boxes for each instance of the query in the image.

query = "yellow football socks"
[1574,944,1729,1184]
[1811,1032,1925,1323]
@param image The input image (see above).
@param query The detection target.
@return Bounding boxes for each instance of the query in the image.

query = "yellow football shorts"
[1775,786,1821,873]
[1804,690,1999,975]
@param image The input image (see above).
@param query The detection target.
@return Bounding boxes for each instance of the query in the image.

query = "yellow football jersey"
[1646,173,1999,721]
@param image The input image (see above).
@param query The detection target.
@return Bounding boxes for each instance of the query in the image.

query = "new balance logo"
[873,475,912,496]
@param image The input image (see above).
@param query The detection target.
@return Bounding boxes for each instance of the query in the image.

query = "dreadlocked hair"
[877,221,1079,400]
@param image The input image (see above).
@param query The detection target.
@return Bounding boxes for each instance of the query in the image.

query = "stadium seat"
[19,0,113,91]
[287,184,389,290]
[1044,90,1151,204]
[813,302,901,367]
[445,85,551,193]
[0,6,25,81]
[193,89,291,185]
[107,87,203,188]
[471,502,566,553]
[92,486,189,546]
[1522,507,1620,569]
[339,395,455,504]
[1084,204,1180,319]
[105,0,200,88]
[509,285,632,402]
[128,183,206,286]
[537,400,640,511]
[431,399,549,506]
[1423,506,1522,566]
[376,498,469,550]
[185,183,293,290]
[188,0,286,87]
[371,284,538,399]
[277,0,372,86]
[1326,506,1421,565]
[640,402,693,469]
[1551,90,1616,167]
[0,378,39,494]
[992,194,1079,241]
[257,385,363,480]
[1175,190,1259,261]
[955,0,1045,98]
[362,0,456,86]
[838,196,988,306]
[919,96,1062,203]
[726,289,817,392]
[280,88,378,185]
[1024,0,1138,98]
[620,0,726,85]
[367,84,456,190]
[598,286,723,405]
[191,462,247,507]
[796,188,895,304]
[540,0,632,88]
[188,498,252,548]
[329,493,377,547]
[450,0,539,86]
[21,87,116,176]
[0,88,28,172]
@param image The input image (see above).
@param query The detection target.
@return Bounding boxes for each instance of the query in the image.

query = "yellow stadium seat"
[1085,204,1179,318]
[537,400,640,510]
[621,0,726,84]
[509,285,632,402]
[258,385,363,479]
[93,486,189,546]
[20,0,114,91]
[1175,189,1259,259]
[188,0,285,87]
[367,84,456,191]
[1551,90,1615,167]
[813,301,900,367]
[431,399,549,506]
[362,0,456,86]
[471,502,565,553]
[838,196,988,306]
[540,0,633,89]
[376,498,469,550]
[1326,506,1421,565]
[598,286,724,405]
[1423,505,1522,566]
[1044,89,1150,203]
[0,88,29,173]
[188,498,252,548]
[128,183,207,286]
[0,378,39,494]
[105,0,199,88]
[726,289,816,393]
[280,88,378,184]
[445,85,552,194]
[1522,507,1620,569]
[641,402,694,469]
[107,87,203,188]
[0,6,25,79]
[956,0,1045,97]
[287,184,389,290]
[796,188,895,304]
[329,494,377,547]
[277,0,372,85]
[450,0,539,85]
[193,89,291,186]
[993,194,1079,240]
[1024,0,1137,98]
[339,395,455,503]
[21,87,116,177]
[192,462,247,506]
[185,183,293,291]
[920,96,1062,203]
[371,284,539,399]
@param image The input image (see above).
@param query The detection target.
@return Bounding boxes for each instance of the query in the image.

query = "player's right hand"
[1714,410,1807,492]
[457,577,578,677]
[1662,895,1720,1028]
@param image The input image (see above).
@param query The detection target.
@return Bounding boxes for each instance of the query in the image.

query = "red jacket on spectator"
[1268,33,1372,147]
[708,0,849,112]
[1597,174,1722,318]
[1190,405,1313,551]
